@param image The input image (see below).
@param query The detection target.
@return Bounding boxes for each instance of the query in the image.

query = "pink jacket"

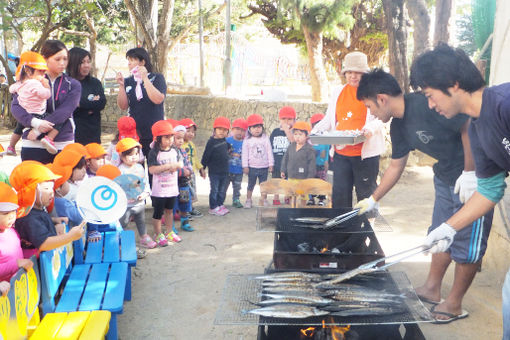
[242,134,274,169]
[0,228,24,282]
[9,79,51,115]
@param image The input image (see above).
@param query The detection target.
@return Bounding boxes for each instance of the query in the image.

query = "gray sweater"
[281,142,316,179]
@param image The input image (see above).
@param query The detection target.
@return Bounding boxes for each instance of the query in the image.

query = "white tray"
[309,134,366,145]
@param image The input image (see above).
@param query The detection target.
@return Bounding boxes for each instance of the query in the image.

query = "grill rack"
[214,271,433,326]
[256,207,393,233]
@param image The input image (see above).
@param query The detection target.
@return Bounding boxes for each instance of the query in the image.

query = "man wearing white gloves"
[355,68,494,324]
[411,45,510,337]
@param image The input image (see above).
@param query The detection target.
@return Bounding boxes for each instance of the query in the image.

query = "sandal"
[87,230,102,243]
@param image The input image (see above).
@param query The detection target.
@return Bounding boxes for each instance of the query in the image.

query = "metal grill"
[256,207,392,233]
[214,271,433,326]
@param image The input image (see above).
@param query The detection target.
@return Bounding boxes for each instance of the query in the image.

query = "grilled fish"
[328,305,406,317]
[261,286,330,296]
[291,217,329,224]
[244,305,329,318]
[259,293,334,305]
[261,280,315,288]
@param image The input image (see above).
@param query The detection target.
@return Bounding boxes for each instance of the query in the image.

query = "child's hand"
[55,223,65,235]
[137,192,149,201]
[93,95,100,101]
[27,129,38,141]
[280,172,286,179]
[17,258,33,271]
[362,128,373,138]
[183,168,191,177]
[243,167,249,175]
[269,166,273,173]
[199,168,206,179]
[40,77,50,88]
[0,281,10,297]
[69,222,85,241]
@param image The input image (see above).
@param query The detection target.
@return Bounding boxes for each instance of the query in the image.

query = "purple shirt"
[242,134,274,169]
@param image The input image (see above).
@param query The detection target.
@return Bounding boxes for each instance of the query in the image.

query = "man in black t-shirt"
[354,69,493,323]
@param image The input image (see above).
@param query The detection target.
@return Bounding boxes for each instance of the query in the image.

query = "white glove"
[354,195,378,214]
[424,223,457,253]
[454,171,477,203]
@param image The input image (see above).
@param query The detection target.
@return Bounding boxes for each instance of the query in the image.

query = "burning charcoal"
[297,242,311,253]
[332,248,340,253]
[312,247,320,253]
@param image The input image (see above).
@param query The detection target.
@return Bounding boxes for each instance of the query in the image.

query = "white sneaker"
[244,199,252,209]
[208,206,223,216]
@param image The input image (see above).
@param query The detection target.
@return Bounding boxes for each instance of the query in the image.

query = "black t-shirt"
[469,83,510,178]
[390,93,468,185]
[270,128,290,171]
[15,208,56,249]
[124,73,167,140]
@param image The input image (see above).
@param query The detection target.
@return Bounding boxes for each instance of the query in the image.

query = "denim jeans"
[209,173,228,209]
[227,173,243,201]
[503,268,510,339]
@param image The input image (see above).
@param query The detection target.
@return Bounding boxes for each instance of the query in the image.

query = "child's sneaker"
[318,200,326,206]
[6,146,16,156]
[208,206,223,216]
[136,248,147,259]
[154,233,168,247]
[219,205,230,215]
[41,136,58,154]
[306,198,315,206]
[166,231,182,242]
[190,208,203,217]
[232,199,243,208]
[140,235,157,249]
[181,222,195,232]
[273,199,281,206]
[244,199,252,209]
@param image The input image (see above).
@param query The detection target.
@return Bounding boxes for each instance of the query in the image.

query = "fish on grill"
[244,305,329,318]
[261,286,331,296]
[255,272,326,282]
[290,217,329,225]
[328,305,407,317]
[258,293,335,306]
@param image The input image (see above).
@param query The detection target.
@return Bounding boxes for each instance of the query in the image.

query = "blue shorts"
[174,186,192,213]
[247,167,268,191]
[428,176,494,263]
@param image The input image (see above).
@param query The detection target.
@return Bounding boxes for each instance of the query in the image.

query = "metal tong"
[323,208,360,228]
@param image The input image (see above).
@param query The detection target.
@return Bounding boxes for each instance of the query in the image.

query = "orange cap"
[279,106,296,119]
[47,163,72,189]
[117,116,139,141]
[62,143,90,159]
[116,137,141,153]
[292,121,312,133]
[9,160,60,215]
[96,164,121,180]
[0,182,18,212]
[246,114,264,127]
[151,120,174,140]
[0,144,5,154]
[54,149,84,169]
[180,118,197,129]
[310,113,325,125]
[232,118,248,130]
[15,51,48,80]
[85,143,106,159]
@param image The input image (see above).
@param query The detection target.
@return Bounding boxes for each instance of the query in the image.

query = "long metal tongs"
[315,240,440,287]
[323,208,360,228]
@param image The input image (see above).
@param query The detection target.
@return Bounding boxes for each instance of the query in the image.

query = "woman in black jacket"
[67,47,106,144]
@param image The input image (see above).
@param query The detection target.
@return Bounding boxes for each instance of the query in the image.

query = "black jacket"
[74,75,106,144]
[201,137,231,175]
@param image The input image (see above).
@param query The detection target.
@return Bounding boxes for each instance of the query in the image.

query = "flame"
[300,327,315,337]
[330,325,350,340]
[320,246,329,253]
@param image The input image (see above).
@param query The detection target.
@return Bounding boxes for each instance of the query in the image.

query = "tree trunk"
[434,0,453,45]
[302,26,328,102]
[83,7,98,77]
[407,0,430,61]
[382,0,409,92]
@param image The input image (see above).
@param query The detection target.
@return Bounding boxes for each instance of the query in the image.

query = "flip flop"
[417,294,445,305]
[431,305,469,324]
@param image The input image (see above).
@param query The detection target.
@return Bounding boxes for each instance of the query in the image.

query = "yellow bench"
[30,311,110,340]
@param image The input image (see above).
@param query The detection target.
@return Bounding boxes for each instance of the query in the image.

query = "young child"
[172,125,194,234]
[270,106,296,205]
[226,118,247,208]
[147,121,182,245]
[53,146,87,202]
[107,116,144,167]
[11,161,84,258]
[85,143,107,177]
[8,51,59,154]
[281,121,316,205]
[201,116,231,216]
[242,114,274,208]
[181,118,205,217]
[0,182,33,282]
[116,138,157,248]
[309,113,330,206]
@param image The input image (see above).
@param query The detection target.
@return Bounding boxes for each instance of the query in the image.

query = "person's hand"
[115,72,124,86]
[137,192,149,201]
[424,223,457,254]
[183,168,191,177]
[93,95,100,101]
[243,167,249,175]
[55,223,65,235]
[69,222,86,241]
[454,171,477,203]
[40,77,50,88]
[362,127,373,138]
[27,129,38,141]
[280,172,286,179]
[53,216,69,224]
[138,66,148,80]
[199,168,206,179]
[17,258,33,271]
[0,281,10,297]
[354,196,378,214]
[38,120,54,133]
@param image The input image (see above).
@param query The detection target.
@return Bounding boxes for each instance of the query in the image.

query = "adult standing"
[311,51,385,208]
[116,47,166,159]
[67,47,106,145]
[410,45,510,334]
[11,40,81,163]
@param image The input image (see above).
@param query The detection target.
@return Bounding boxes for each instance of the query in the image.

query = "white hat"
[341,51,370,75]
[173,125,186,133]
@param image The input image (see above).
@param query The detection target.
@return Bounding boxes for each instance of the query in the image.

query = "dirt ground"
[0,130,504,340]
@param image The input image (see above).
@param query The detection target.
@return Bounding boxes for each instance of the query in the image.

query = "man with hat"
[311,51,385,209]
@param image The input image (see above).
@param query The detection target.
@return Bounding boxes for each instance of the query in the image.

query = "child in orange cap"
[8,51,60,155]
[148,121,183,245]
[107,117,144,167]
[226,118,247,208]
[117,138,156,249]
[0,182,33,283]
[181,118,205,217]
[53,148,87,201]
[85,143,107,177]
[11,161,84,258]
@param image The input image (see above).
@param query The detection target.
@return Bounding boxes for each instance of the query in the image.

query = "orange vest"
[335,84,367,156]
